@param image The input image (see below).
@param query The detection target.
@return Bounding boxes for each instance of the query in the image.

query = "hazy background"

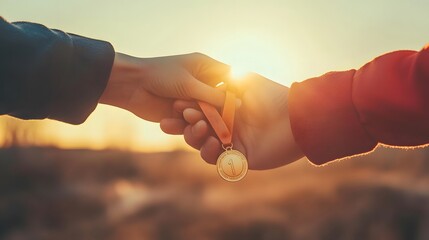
[1,1,429,240]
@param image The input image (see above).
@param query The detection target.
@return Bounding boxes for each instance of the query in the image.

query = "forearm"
[0,19,114,124]
[353,47,429,146]
[288,70,376,165]
[289,44,429,165]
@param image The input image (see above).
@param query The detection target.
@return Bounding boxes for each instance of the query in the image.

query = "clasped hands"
[100,53,304,170]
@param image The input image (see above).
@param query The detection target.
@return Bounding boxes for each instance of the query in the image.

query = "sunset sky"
[1,0,429,151]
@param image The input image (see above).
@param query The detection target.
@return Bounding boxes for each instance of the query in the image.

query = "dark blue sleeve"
[0,18,115,124]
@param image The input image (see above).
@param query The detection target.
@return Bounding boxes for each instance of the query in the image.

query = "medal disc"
[216,149,248,182]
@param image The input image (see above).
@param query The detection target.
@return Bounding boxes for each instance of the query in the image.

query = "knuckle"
[190,52,211,65]
[191,52,206,59]
[183,127,195,145]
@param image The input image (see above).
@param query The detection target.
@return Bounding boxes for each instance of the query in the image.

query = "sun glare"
[211,32,288,86]
[230,65,251,80]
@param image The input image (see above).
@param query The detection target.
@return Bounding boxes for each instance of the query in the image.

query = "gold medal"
[198,88,249,182]
[216,148,248,182]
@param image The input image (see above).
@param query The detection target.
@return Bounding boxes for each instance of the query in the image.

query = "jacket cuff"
[48,34,114,124]
[288,70,377,165]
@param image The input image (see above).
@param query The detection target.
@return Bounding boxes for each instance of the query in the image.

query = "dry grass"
[0,146,428,240]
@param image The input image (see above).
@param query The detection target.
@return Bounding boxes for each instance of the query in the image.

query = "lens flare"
[216,82,225,88]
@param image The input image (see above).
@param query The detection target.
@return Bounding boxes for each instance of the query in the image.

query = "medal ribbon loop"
[197,89,236,145]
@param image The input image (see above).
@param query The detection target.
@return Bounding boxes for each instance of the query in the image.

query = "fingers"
[160,100,200,135]
[183,121,221,165]
[200,136,222,165]
[164,100,206,136]
[183,117,222,165]
[127,93,175,122]
[187,53,232,87]
[160,118,187,135]
[184,54,230,108]
[169,99,223,165]
[173,100,199,112]
[191,120,208,139]
[183,108,205,124]
[183,122,208,150]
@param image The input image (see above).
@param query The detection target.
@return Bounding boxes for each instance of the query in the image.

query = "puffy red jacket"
[289,44,429,165]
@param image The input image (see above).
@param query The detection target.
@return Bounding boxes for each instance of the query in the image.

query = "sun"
[230,65,251,80]
[209,31,288,85]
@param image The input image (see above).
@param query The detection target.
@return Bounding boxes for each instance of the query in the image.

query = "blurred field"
[0,146,429,240]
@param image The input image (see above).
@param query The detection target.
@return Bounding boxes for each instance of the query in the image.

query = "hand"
[99,52,229,122]
[161,73,305,170]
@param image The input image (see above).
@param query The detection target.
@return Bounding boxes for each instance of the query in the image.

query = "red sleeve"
[288,44,429,165]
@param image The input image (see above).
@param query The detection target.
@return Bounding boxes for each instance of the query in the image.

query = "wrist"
[99,52,144,108]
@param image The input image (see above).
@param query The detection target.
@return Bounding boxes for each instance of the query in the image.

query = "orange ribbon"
[197,91,236,145]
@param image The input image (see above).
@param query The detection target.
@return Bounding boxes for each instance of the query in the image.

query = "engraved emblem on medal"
[216,145,248,182]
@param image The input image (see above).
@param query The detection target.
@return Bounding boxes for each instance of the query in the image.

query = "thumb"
[189,80,226,108]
